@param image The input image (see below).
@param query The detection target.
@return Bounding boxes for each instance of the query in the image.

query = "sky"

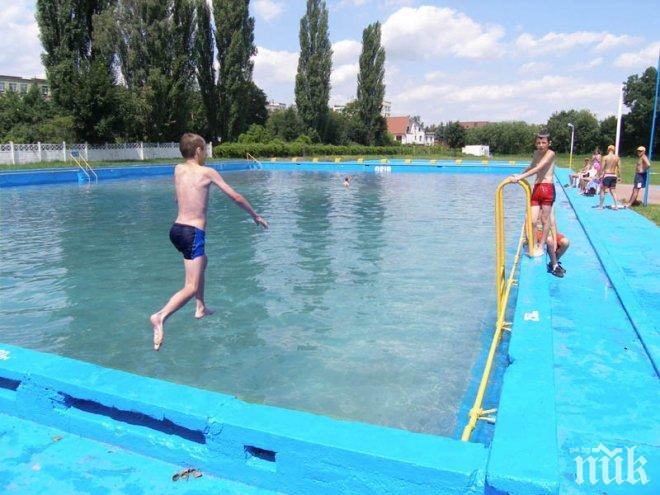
[2,0,659,125]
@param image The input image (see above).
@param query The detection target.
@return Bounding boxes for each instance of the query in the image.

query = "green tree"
[546,109,600,154]
[356,22,386,145]
[105,0,196,141]
[599,115,618,151]
[465,121,539,154]
[623,66,659,155]
[295,0,332,140]
[214,0,264,142]
[36,0,119,142]
[266,107,305,141]
[195,0,218,142]
[238,124,274,143]
[446,121,466,149]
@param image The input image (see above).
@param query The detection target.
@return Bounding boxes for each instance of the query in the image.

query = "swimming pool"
[0,167,524,438]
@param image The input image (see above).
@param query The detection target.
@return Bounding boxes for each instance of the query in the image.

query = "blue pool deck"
[1,162,658,494]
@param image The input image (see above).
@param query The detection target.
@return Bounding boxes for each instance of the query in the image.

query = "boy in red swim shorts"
[511,133,557,270]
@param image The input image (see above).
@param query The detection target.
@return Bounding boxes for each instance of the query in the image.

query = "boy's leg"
[527,205,540,248]
[609,187,619,209]
[627,186,639,206]
[150,256,206,350]
[538,203,552,258]
[194,255,214,319]
[598,186,606,208]
[556,238,570,260]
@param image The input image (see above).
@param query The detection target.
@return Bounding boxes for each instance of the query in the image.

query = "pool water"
[0,170,524,436]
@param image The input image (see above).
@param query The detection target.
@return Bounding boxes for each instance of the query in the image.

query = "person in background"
[598,145,621,209]
[624,146,651,207]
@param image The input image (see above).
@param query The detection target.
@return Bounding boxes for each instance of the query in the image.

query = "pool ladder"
[461,178,533,441]
[246,152,263,169]
[70,151,98,182]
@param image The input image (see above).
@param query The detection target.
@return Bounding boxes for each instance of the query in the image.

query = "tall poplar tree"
[109,0,196,141]
[37,0,118,142]
[356,22,386,145]
[295,0,332,141]
[213,0,259,142]
[195,0,218,142]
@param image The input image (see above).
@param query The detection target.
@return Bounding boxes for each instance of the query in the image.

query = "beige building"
[0,75,50,97]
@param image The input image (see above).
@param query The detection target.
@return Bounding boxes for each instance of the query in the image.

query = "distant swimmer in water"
[150,133,268,351]
[343,176,352,188]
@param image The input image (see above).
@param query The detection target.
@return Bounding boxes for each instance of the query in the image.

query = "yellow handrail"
[461,178,533,442]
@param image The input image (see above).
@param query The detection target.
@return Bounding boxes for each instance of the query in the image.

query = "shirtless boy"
[150,133,268,350]
[511,133,558,273]
[598,144,621,209]
[625,146,651,207]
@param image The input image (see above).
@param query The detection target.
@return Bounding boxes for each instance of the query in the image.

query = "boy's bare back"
[174,163,213,230]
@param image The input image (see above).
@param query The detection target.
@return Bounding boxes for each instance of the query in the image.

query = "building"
[0,75,50,97]
[386,116,432,145]
[266,101,287,113]
[381,100,391,118]
[459,121,490,129]
[331,104,346,113]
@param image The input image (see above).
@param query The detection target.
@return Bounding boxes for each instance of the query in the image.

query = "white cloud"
[332,39,361,65]
[331,63,358,86]
[339,0,369,6]
[425,70,446,82]
[382,6,505,60]
[253,46,298,85]
[518,61,552,75]
[0,1,45,78]
[614,41,660,68]
[516,31,640,56]
[253,0,284,22]
[584,57,604,69]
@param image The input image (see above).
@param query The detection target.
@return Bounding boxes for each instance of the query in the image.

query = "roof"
[0,75,48,84]
[386,116,410,136]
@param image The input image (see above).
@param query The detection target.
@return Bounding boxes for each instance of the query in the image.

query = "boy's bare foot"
[195,306,215,319]
[150,312,164,351]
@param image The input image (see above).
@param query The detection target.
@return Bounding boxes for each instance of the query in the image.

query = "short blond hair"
[179,133,206,159]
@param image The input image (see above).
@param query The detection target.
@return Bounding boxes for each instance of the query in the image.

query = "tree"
[546,109,600,154]
[295,0,332,140]
[105,0,197,141]
[623,66,659,155]
[465,121,539,154]
[599,115,617,151]
[214,0,264,142]
[36,0,119,142]
[195,0,218,142]
[446,121,466,149]
[266,107,305,141]
[238,124,274,143]
[356,22,386,145]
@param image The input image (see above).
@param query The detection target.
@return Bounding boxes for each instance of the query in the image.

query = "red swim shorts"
[531,183,556,206]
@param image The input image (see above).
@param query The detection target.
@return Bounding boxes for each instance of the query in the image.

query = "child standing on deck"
[150,133,268,351]
[510,133,561,276]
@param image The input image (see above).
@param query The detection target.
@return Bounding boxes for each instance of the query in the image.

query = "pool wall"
[1,161,570,495]
[0,344,487,494]
[0,160,525,188]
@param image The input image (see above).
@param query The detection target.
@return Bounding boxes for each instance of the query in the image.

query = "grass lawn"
[631,204,660,226]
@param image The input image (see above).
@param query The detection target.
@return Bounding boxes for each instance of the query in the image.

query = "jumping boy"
[598,144,621,209]
[511,133,557,272]
[150,133,268,351]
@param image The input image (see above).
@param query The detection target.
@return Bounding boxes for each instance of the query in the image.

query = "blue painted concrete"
[0,344,488,494]
[555,168,659,374]
[486,256,559,495]
[0,160,525,187]
[0,413,280,494]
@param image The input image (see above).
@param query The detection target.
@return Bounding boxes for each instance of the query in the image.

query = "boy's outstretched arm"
[208,169,268,229]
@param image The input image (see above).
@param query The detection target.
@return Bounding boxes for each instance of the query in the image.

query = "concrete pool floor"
[1,165,658,494]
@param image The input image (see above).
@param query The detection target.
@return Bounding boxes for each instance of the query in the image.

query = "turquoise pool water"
[0,170,524,436]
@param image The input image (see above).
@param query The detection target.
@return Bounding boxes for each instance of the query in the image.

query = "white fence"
[0,142,213,165]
